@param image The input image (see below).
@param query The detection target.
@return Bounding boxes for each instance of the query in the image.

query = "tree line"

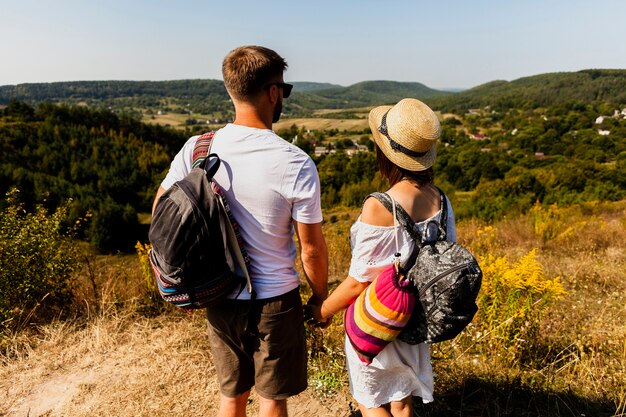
[3,70,626,118]
[1,99,624,252]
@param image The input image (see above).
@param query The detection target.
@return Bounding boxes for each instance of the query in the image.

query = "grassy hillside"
[1,201,624,416]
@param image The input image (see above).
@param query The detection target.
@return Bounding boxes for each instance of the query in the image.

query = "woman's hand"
[304,275,370,329]
[303,302,332,328]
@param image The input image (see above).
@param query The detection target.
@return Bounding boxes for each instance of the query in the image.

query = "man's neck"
[232,115,272,130]
[232,103,272,130]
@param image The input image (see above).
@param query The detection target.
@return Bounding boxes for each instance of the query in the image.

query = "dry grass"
[441,200,626,416]
[0,243,354,416]
[0,311,219,416]
[312,108,370,117]
[0,266,353,417]
[1,200,624,416]
[141,110,220,130]
[313,201,626,416]
[141,113,190,128]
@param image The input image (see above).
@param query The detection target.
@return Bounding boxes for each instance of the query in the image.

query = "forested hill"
[0,79,228,101]
[0,79,442,103]
[1,70,625,114]
[302,80,448,106]
[430,69,626,111]
[0,79,448,115]
[0,101,185,252]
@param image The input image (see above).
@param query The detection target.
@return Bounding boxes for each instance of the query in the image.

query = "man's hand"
[303,300,332,329]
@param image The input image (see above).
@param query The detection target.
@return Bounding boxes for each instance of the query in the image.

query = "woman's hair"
[376,146,434,186]
[222,46,288,101]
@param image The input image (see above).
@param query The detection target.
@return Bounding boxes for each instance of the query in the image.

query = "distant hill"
[292,82,342,92]
[0,79,228,101]
[429,69,626,111]
[1,70,625,114]
[0,79,449,116]
[304,80,449,107]
[285,80,450,114]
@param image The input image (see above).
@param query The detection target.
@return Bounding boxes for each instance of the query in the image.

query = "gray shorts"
[205,287,307,400]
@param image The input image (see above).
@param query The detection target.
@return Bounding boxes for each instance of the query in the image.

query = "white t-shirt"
[161,123,323,299]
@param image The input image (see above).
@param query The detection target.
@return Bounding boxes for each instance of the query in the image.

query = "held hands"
[303,295,332,329]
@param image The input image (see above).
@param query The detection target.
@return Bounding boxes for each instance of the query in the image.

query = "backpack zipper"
[418,262,474,297]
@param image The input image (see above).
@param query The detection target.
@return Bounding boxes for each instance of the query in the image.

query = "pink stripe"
[362,288,407,327]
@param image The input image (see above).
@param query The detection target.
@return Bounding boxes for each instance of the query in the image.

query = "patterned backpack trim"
[192,131,216,168]
[191,132,251,270]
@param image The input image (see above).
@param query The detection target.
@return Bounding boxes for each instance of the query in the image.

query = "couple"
[155,46,456,417]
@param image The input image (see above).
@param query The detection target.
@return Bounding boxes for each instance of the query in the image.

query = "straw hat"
[369,98,441,171]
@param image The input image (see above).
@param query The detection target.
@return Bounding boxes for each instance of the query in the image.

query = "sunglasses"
[266,82,293,98]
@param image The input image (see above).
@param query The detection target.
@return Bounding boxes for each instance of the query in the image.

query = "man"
[152,46,328,417]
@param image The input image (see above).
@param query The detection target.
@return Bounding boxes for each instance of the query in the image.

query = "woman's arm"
[311,275,370,322]
[309,196,392,322]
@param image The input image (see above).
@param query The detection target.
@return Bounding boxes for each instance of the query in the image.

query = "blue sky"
[1,0,625,89]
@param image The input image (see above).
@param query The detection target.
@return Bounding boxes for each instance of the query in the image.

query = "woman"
[309,98,456,417]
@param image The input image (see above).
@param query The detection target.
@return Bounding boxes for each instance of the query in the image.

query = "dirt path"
[0,315,356,417]
[7,373,353,417]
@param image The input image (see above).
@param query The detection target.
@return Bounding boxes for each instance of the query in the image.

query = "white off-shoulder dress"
[345,196,456,409]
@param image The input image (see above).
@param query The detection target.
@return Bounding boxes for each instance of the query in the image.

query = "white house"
[314,147,328,157]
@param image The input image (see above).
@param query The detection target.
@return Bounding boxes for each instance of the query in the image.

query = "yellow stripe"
[366,281,411,322]
[353,291,398,341]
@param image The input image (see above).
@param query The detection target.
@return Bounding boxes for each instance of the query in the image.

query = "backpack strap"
[434,186,448,241]
[367,192,420,241]
[192,131,217,168]
[366,192,421,272]
[368,187,448,242]
[191,132,255,300]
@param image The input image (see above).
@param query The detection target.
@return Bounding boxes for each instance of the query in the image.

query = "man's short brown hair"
[222,46,288,101]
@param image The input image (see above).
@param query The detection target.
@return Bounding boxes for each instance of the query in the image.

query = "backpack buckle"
[421,219,446,243]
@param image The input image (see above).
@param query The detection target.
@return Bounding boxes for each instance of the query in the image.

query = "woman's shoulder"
[360,195,395,227]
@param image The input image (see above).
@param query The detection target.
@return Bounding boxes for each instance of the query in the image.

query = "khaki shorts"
[205,287,307,400]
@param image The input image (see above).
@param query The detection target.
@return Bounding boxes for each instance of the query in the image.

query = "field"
[141,109,449,133]
[140,110,371,132]
[273,118,369,132]
[141,112,212,129]
[1,200,625,416]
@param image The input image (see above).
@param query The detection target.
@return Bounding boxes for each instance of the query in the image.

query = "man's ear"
[267,84,279,104]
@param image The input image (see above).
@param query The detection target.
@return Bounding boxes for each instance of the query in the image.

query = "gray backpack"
[369,189,482,344]
[149,132,252,309]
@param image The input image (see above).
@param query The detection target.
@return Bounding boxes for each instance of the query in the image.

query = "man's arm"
[152,186,166,215]
[294,220,328,303]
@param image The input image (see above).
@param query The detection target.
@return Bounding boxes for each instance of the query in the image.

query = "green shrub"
[0,189,81,331]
